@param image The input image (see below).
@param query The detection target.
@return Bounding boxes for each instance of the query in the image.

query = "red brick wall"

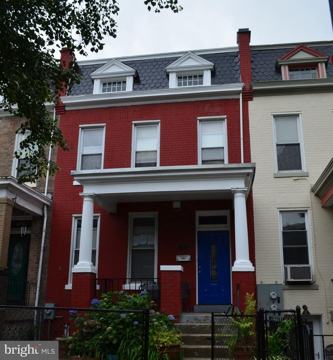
[46,98,256,309]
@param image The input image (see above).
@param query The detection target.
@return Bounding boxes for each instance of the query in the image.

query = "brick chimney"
[237,28,252,96]
[56,48,74,114]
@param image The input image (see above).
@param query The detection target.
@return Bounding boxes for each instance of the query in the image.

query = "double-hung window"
[78,126,105,170]
[68,216,100,284]
[128,215,157,279]
[177,74,203,87]
[199,119,227,164]
[102,80,126,93]
[133,123,159,167]
[274,115,304,172]
[280,211,312,282]
[288,67,318,80]
[12,131,38,183]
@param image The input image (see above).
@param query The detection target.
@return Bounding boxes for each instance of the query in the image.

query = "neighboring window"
[177,74,203,87]
[102,80,126,93]
[129,216,157,279]
[199,119,226,164]
[12,131,38,181]
[274,115,303,172]
[289,67,318,80]
[78,126,104,170]
[281,211,309,266]
[133,123,159,167]
[68,216,99,284]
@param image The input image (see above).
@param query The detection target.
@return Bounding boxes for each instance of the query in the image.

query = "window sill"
[274,171,309,178]
[65,283,100,290]
[283,283,318,290]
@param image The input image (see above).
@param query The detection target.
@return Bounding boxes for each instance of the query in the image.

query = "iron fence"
[211,306,316,360]
[313,334,333,360]
[0,305,150,360]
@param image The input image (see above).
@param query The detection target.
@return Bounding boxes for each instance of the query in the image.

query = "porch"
[70,164,256,317]
[0,177,51,306]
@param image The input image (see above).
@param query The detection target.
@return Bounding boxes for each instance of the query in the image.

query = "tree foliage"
[0,0,182,182]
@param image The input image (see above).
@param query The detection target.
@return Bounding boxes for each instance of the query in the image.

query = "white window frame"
[131,120,160,168]
[176,72,204,87]
[197,116,228,165]
[11,131,37,187]
[100,77,128,93]
[169,69,211,88]
[65,214,101,289]
[277,208,314,284]
[272,113,306,175]
[127,212,158,282]
[76,124,106,171]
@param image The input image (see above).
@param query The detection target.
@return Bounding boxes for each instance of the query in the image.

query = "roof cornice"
[252,79,333,93]
[62,83,243,110]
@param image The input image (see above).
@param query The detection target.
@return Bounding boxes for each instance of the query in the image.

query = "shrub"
[67,291,181,360]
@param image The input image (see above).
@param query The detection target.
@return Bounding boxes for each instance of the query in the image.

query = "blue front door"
[198,231,231,304]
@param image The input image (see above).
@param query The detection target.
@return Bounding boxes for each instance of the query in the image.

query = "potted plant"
[228,293,256,360]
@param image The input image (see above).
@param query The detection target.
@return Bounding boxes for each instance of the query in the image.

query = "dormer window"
[166,52,214,89]
[101,79,127,93]
[278,45,328,81]
[91,59,136,95]
[288,66,318,80]
[177,74,203,87]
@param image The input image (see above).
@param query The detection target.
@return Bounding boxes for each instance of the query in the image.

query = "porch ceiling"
[72,164,255,212]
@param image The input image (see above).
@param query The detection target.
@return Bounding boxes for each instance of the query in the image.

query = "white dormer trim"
[166,52,214,88]
[91,59,136,94]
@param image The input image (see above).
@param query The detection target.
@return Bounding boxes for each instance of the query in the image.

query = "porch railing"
[96,278,160,306]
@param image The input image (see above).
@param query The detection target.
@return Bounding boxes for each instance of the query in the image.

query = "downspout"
[34,107,54,308]
[240,91,244,163]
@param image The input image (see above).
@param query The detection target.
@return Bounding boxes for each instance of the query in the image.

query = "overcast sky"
[76,0,333,61]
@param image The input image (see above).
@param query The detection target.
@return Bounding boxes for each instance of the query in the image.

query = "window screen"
[80,127,104,170]
[281,211,309,265]
[275,115,302,171]
[200,120,225,164]
[134,124,158,167]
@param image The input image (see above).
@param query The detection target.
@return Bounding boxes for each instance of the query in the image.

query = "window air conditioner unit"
[285,265,312,283]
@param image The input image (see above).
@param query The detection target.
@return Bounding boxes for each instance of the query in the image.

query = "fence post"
[142,309,150,360]
[256,308,266,360]
[296,306,305,360]
[211,312,215,360]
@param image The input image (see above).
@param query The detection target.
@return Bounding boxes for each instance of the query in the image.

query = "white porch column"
[232,189,254,272]
[73,193,96,273]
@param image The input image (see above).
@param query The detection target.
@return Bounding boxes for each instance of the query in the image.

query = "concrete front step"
[193,304,231,313]
[180,312,211,323]
[176,323,212,334]
[182,344,229,358]
[181,333,211,346]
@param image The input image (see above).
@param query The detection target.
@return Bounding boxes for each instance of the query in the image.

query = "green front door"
[7,234,30,304]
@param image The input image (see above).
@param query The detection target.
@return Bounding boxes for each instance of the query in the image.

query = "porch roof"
[0,177,51,216]
[312,158,333,208]
[72,164,255,211]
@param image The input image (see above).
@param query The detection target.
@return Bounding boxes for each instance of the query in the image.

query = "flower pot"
[159,344,181,359]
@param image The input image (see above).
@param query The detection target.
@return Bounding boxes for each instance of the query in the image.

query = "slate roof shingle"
[69,44,333,96]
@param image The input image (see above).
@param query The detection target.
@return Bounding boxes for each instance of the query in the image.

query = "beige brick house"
[0,114,52,306]
[249,41,333,357]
